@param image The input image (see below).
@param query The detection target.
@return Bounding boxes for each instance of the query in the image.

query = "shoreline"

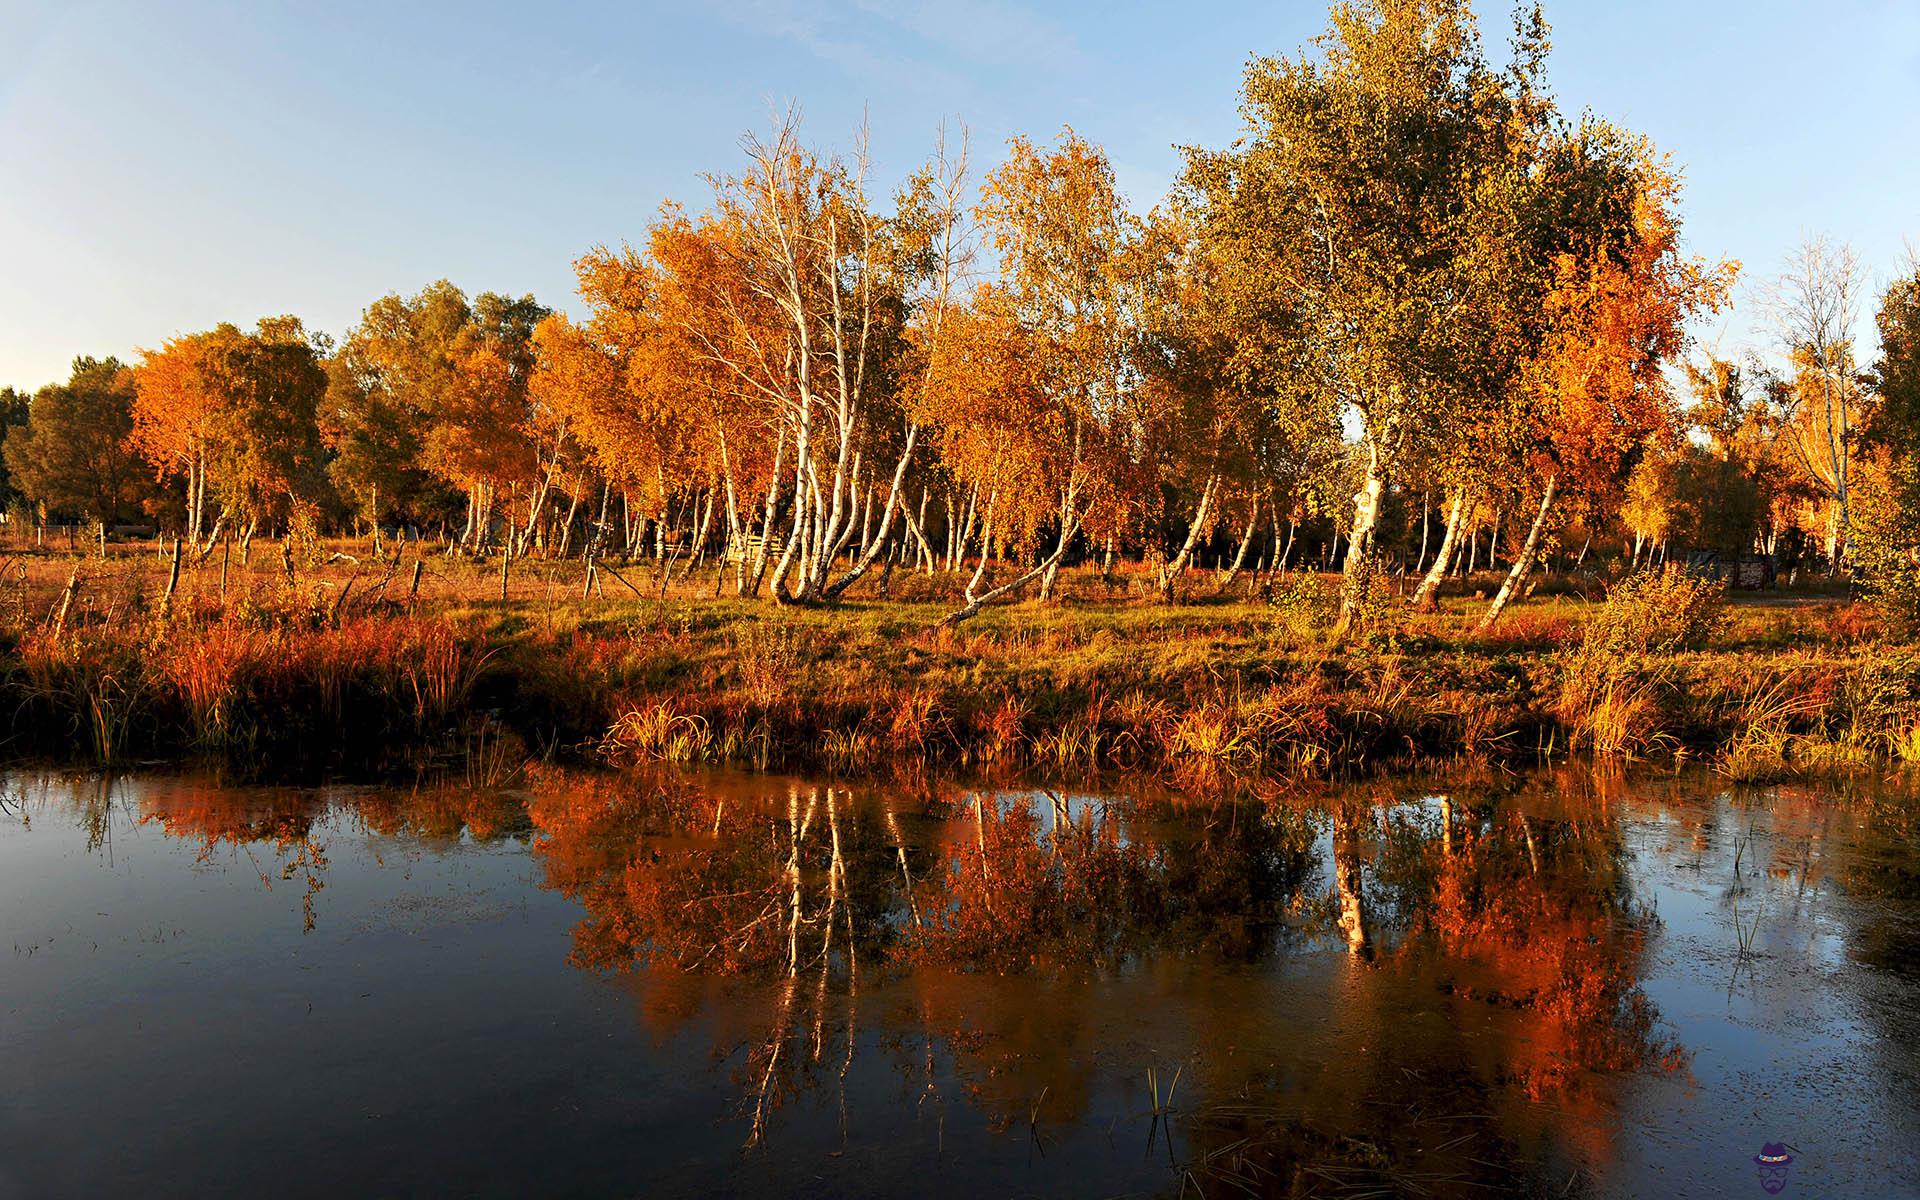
[1,553,1908,785]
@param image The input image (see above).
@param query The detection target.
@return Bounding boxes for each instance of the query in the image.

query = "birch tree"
[1764,237,1868,569]
[1188,0,1504,634]
[929,130,1139,625]
[1477,152,1731,629]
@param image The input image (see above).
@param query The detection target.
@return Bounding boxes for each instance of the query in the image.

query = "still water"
[2,765,1917,1198]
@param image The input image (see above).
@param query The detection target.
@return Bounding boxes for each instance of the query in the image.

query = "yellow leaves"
[130,333,220,476]
[420,335,534,495]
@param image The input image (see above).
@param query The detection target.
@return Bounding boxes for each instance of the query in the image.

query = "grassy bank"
[0,543,1911,781]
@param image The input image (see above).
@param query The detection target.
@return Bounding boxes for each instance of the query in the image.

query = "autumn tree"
[207,317,331,544]
[526,311,626,558]
[131,333,221,548]
[1132,204,1279,600]
[430,292,549,553]
[1856,256,1920,627]
[1475,145,1732,629]
[1763,237,1869,569]
[674,114,912,604]
[928,129,1138,623]
[3,358,155,525]
[1673,357,1778,556]
[584,115,972,601]
[0,385,30,511]
[1192,0,1513,631]
[568,216,804,585]
[132,318,331,554]
[328,282,548,552]
[324,290,458,538]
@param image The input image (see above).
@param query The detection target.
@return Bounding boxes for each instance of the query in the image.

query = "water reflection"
[516,767,1686,1190]
[5,765,1918,1198]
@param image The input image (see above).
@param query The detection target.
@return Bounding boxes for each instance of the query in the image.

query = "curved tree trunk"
[1219,497,1262,591]
[939,506,1082,628]
[1156,473,1219,602]
[1476,473,1557,633]
[1410,488,1469,611]
[901,489,936,575]
[556,482,583,560]
[820,423,918,600]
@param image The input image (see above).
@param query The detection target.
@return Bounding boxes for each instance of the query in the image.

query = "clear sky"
[2,0,1916,390]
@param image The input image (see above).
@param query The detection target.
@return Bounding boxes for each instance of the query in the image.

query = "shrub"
[1852,457,1920,635]
[1264,573,1336,641]
[1583,567,1728,655]
[1555,653,1673,757]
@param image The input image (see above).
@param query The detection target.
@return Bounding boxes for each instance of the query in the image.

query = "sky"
[2,0,1917,390]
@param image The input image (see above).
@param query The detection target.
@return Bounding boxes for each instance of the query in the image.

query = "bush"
[1852,459,1920,636]
[1263,573,1337,641]
[1584,567,1728,655]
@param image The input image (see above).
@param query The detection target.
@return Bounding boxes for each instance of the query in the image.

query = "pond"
[2,765,1917,1198]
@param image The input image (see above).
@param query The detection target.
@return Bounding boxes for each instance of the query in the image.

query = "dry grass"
[0,538,1911,779]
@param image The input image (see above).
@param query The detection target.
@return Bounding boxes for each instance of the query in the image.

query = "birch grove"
[55,0,1886,635]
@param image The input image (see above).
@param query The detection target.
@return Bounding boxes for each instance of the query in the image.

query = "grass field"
[0,535,1907,782]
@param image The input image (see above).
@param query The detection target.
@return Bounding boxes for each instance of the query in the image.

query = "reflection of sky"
[4,1,1919,389]
[1611,788,1920,1197]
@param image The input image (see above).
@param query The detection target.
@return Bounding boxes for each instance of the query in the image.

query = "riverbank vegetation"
[0,546,1912,783]
[4,0,1920,779]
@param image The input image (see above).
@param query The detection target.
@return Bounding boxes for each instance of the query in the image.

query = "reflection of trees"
[525,767,1683,1177]
[22,763,1713,1191]
[1411,794,1673,1096]
[531,772,884,1144]
[529,771,1324,1140]
[1331,801,1373,956]
[136,780,334,931]
[1174,776,1677,1194]
[19,773,532,932]
[354,786,530,844]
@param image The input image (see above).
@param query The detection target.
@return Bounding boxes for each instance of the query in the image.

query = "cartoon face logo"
[1753,1142,1794,1194]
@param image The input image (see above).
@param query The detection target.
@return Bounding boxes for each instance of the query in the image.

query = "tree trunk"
[820,423,920,600]
[557,482,583,560]
[1411,488,1469,611]
[1476,473,1557,633]
[901,490,936,575]
[1219,498,1261,590]
[1414,490,1431,572]
[1334,444,1387,637]
[1039,550,1063,602]
[160,537,181,618]
[52,564,81,636]
[1157,473,1219,602]
[678,489,716,584]
[1332,805,1371,958]
[195,512,227,564]
[939,495,1083,628]
[742,432,786,597]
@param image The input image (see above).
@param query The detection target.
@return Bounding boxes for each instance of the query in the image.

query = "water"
[2,766,1917,1198]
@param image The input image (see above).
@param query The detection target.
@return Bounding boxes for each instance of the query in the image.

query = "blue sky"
[2,0,1917,389]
